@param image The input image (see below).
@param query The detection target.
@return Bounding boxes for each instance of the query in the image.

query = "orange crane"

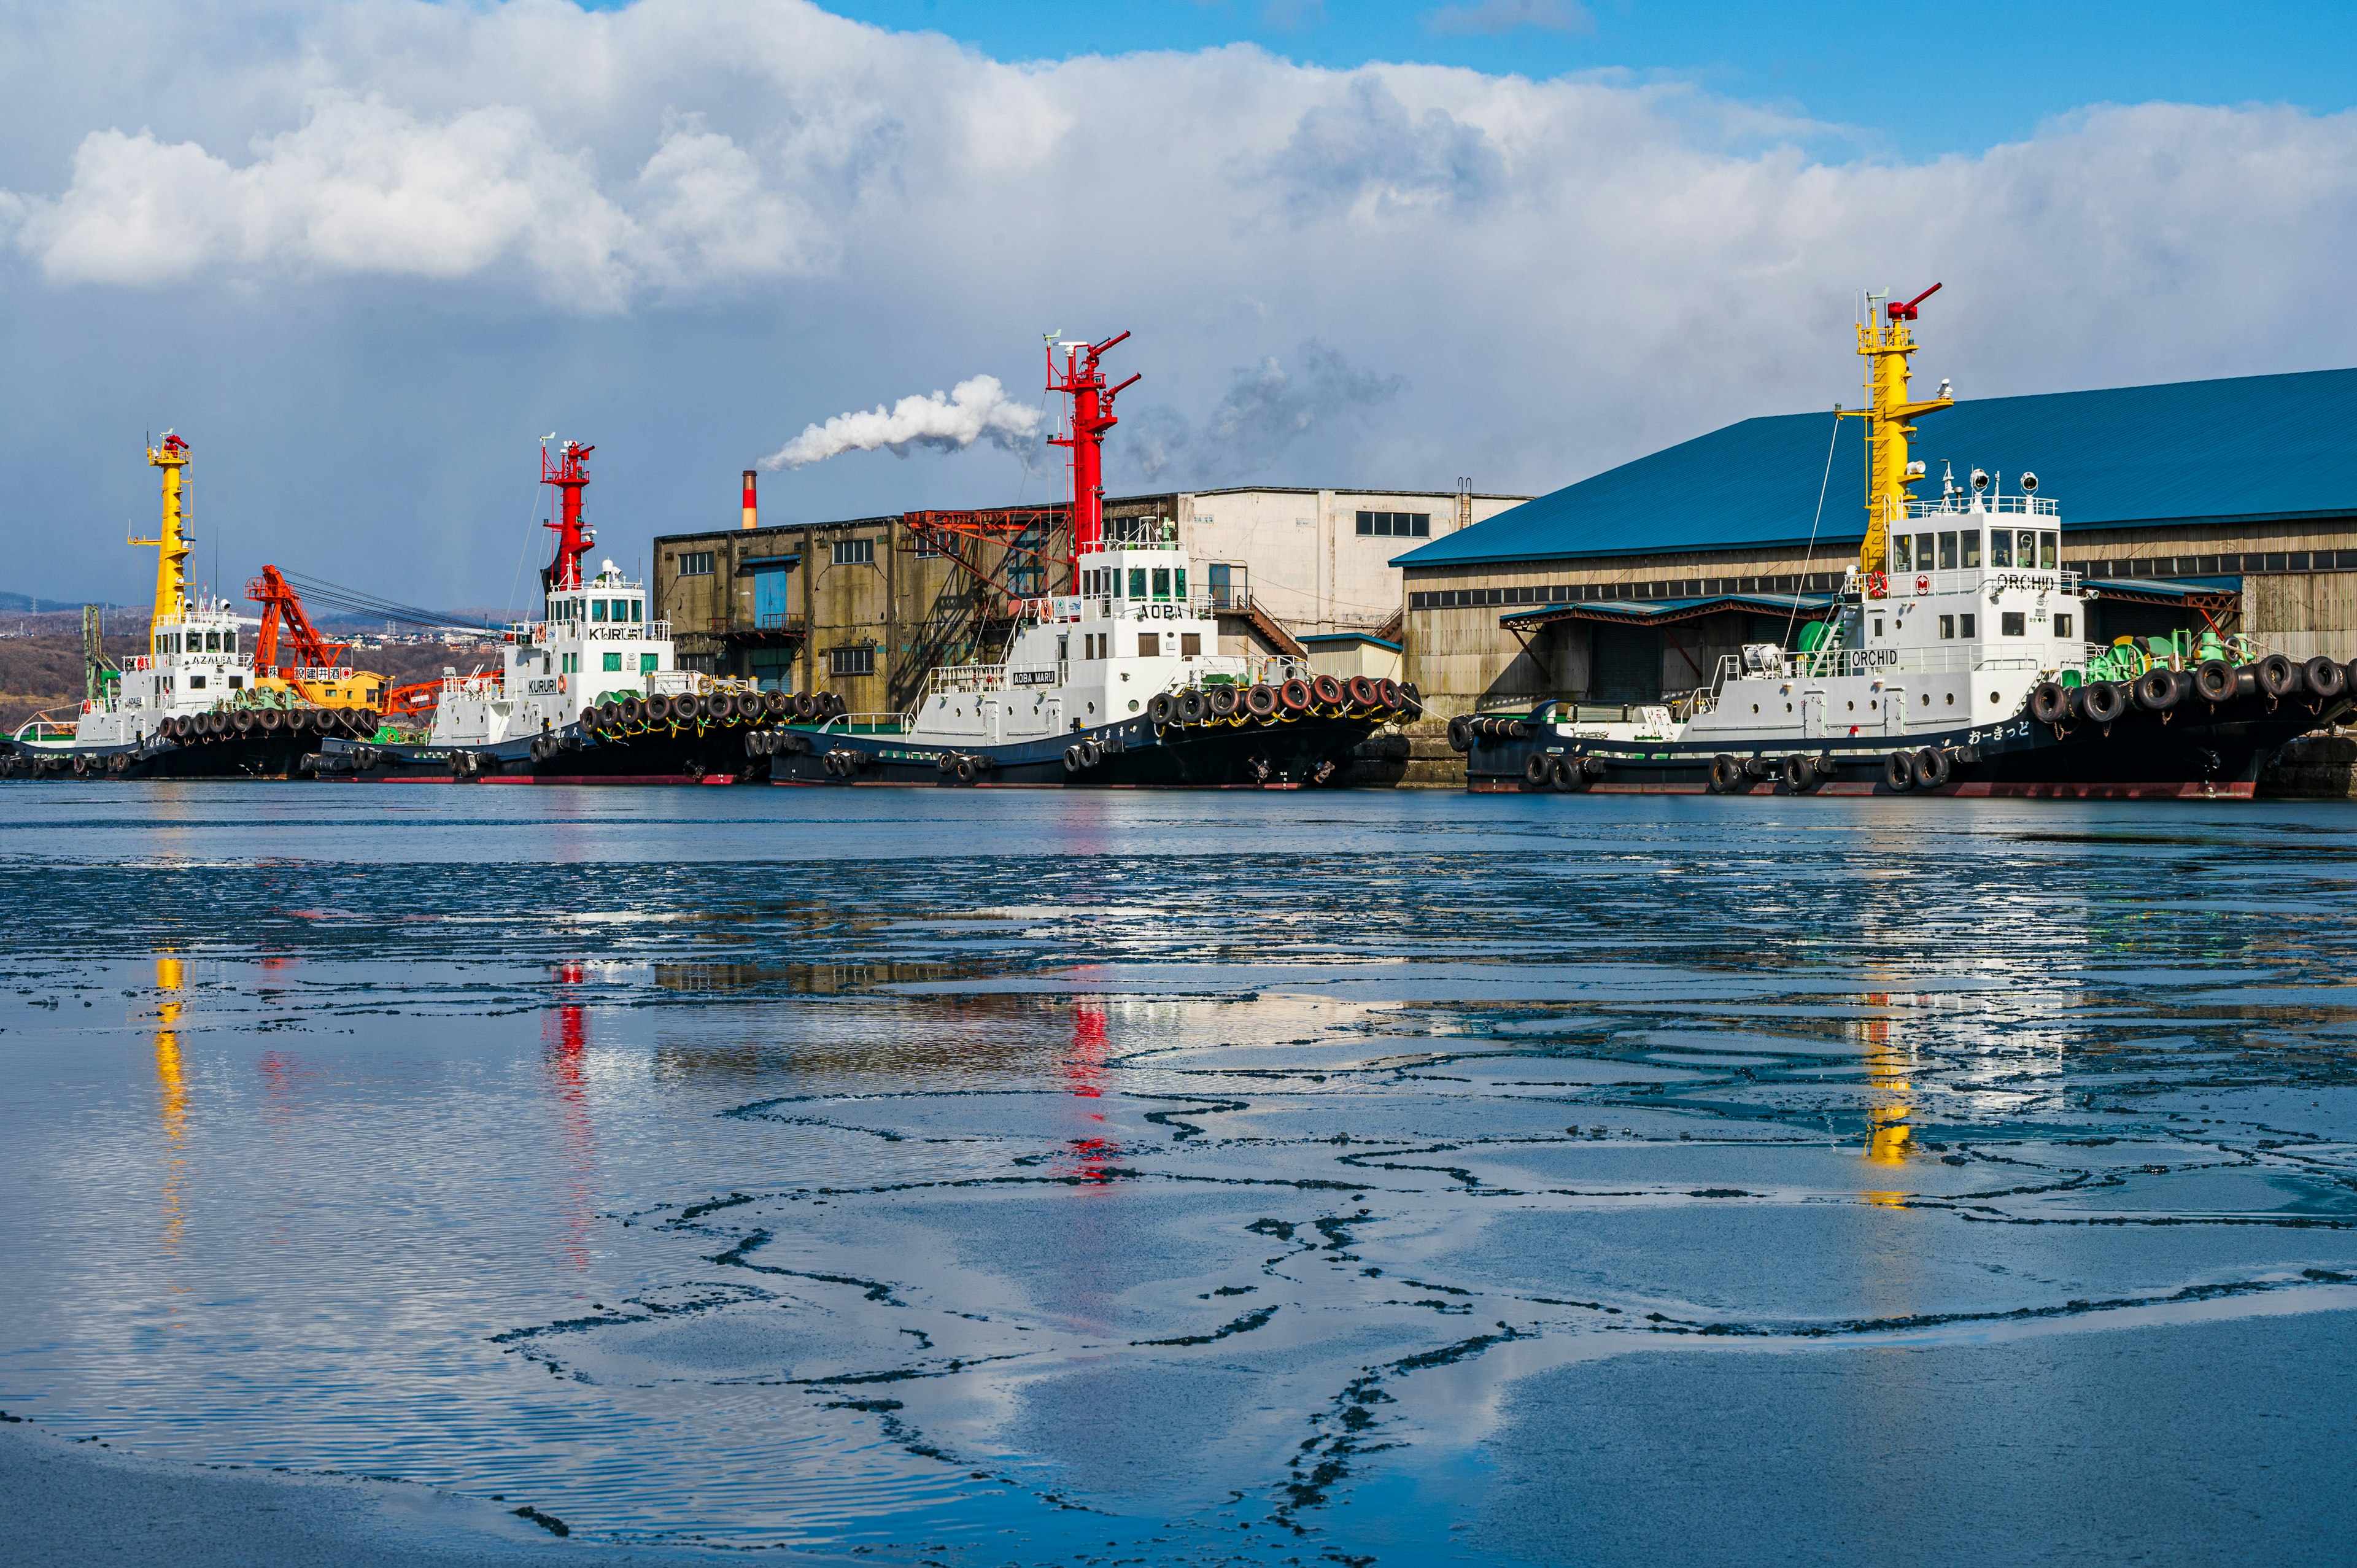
[247,565,388,712]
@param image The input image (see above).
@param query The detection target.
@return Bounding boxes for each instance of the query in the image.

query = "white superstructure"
[17,593,259,753]
[429,560,686,746]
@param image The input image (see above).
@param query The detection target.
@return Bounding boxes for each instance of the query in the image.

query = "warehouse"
[1391,367,2357,714]
[653,483,1525,714]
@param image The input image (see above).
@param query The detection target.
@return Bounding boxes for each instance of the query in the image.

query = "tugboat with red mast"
[767,332,1417,787]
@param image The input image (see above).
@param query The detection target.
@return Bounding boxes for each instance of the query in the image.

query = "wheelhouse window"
[592,599,608,622]
[1128,568,1147,599]
[1892,536,1912,571]
[2016,530,2037,568]
[1915,532,1933,569]
[1151,568,1171,600]
[1961,532,1982,569]
[2040,531,2059,570]
[1990,531,2013,568]
[1938,532,1958,570]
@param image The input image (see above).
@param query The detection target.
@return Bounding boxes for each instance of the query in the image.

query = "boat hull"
[1464,688,2354,798]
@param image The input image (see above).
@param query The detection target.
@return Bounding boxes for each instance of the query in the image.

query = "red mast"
[541,440,596,592]
[1047,333,1138,589]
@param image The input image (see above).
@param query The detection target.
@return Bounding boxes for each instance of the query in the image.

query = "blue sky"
[1,0,2353,606]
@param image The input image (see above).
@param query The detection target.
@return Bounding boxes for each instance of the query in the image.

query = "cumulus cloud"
[0,0,2351,603]
[760,375,1042,470]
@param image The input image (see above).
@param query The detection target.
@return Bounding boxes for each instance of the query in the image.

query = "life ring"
[1864,571,1889,599]
[558,674,567,694]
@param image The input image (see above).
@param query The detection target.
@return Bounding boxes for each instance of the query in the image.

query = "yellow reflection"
[155,956,189,1252]
[1860,992,1911,1208]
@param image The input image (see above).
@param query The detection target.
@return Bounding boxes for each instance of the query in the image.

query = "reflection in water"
[1860,993,1911,1208]
[1061,1000,1120,1180]
[153,956,189,1255]
[544,964,598,1273]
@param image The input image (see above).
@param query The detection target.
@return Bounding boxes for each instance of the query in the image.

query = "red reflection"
[543,965,597,1271]
[1058,1003,1121,1183]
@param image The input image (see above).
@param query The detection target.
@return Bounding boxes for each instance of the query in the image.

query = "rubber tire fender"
[1207,685,1240,720]
[1447,714,1474,752]
[937,751,958,773]
[1063,745,1083,774]
[1148,692,1177,725]
[1345,676,1381,710]
[1524,752,1553,787]
[1911,746,1952,789]
[1399,682,1425,719]
[2302,655,2346,700]
[1310,674,1346,709]
[1177,688,1208,725]
[1375,678,1403,712]
[1245,684,1279,719]
[2254,654,2299,698]
[1781,753,1818,794]
[1277,679,1312,714]
[792,692,817,721]
[2193,660,2235,703]
[645,693,672,723]
[2081,681,2127,723]
[1709,754,1746,794]
[232,709,257,734]
[1551,755,1587,792]
[2132,668,2183,712]
[1883,751,1916,791]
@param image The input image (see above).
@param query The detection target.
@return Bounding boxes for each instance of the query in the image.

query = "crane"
[247,565,389,714]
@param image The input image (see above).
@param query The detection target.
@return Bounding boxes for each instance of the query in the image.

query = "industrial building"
[653,483,1525,714]
[1392,367,2357,713]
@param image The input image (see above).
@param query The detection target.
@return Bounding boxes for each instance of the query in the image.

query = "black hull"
[1,733,336,781]
[1466,689,2356,798]
[320,710,1383,789]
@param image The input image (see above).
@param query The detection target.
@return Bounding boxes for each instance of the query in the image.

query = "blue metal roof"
[1299,631,1403,650]
[1396,366,2357,570]
[1503,591,1836,627]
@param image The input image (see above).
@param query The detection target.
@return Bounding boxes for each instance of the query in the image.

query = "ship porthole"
[1988,691,1999,703]
[1945,693,1955,705]
[1846,701,1854,711]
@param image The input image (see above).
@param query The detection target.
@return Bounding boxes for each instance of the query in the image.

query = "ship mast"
[130,434,193,657]
[1850,285,1954,574]
[541,440,596,593]
[1047,333,1139,589]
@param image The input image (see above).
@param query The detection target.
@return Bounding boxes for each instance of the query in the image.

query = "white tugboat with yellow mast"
[1458,287,2356,797]
[3,434,382,779]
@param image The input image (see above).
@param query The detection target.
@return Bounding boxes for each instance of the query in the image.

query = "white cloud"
[0,0,2351,603]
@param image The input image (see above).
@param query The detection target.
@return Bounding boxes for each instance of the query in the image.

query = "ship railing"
[1742,645,2092,681]
[10,716,80,743]
[1026,592,1220,623]
[816,713,908,736]
[1848,568,2082,597]
[926,663,1009,696]
[1903,494,2060,518]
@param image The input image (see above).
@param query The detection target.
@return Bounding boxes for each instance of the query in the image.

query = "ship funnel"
[741,469,758,531]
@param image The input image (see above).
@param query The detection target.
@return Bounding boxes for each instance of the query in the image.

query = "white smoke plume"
[759,375,1042,471]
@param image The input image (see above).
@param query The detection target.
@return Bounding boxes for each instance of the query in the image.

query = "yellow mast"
[130,433,194,657]
[1848,286,1954,574]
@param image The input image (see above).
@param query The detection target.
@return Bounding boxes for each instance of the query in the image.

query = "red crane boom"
[247,565,349,674]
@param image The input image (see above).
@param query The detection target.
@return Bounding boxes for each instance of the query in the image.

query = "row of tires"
[161,705,379,742]
[1521,752,1610,790]
[1449,713,1537,751]
[1698,747,1962,794]
[585,689,845,735]
[4,751,133,778]
[2033,655,2353,726]
[300,747,381,776]
[1147,675,1418,730]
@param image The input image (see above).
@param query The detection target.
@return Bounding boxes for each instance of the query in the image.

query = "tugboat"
[2,434,381,780]
[1457,290,2355,798]
[765,333,1415,787]
[331,439,844,783]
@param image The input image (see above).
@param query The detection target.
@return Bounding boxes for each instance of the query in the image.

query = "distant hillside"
[0,635,502,732]
[0,592,124,613]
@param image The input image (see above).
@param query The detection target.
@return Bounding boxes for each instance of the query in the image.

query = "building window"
[1138,633,1160,657]
[1356,511,1433,538]
[1180,633,1201,656]
[2001,611,2026,636]
[679,551,715,576]
[603,652,622,671]
[832,538,875,566]
[829,646,875,677]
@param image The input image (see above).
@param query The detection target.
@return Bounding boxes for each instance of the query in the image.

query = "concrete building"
[1391,367,2357,714]
[651,484,1522,714]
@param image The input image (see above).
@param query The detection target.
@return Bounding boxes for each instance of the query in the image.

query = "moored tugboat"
[1457,292,2355,798]
[762,333,1415,788]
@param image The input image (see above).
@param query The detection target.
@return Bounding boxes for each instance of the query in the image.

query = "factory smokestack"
[741,469,757,531]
